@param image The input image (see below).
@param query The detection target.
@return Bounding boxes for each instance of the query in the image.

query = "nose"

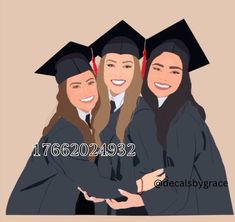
[81,85,90,97]
[159,70,168,82]
[113,65,122,78]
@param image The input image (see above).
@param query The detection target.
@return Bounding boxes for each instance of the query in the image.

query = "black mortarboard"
[90,20,145,59]
[146,19,209,72]
[35,41,93,84]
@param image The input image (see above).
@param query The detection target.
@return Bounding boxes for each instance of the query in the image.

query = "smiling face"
[103,53,135,96]
[66,70,98,113]
[147,52,183,98]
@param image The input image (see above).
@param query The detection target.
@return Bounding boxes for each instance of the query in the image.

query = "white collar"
[76,108,92,124]
[108,91,125,112]
[158,97,168,108]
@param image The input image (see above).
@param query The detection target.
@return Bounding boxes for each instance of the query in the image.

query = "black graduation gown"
[6,117,137,215]
[141,100,233,215]
[95,97,164,215]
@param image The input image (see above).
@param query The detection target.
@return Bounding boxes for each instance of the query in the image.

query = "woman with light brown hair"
[6,42,161,215]
[79,21,165,215]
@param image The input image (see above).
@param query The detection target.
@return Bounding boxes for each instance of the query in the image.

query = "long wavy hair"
[92,55,142,146]
[43,80,96,162]
[141,39,206,150]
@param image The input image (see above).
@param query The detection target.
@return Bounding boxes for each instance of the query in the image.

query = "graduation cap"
[35,41,94,84]
[90,20,145,59]
[146,19,209,72]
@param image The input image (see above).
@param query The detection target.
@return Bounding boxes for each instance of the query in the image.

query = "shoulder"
[46,117,83,140]
[173,101,204,131]
[133,96,154,115]
[130,96,156,127]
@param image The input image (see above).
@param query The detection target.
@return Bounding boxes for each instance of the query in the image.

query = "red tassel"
[92,56,98,75]
[141,48,147,79]
[91,47,98,75]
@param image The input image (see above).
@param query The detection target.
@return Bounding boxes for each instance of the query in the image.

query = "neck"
[77,107,90,114]
[157,96,168,108]
[109,90,118,97]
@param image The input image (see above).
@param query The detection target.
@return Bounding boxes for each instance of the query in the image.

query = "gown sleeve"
[141,114,203,214]
[46,126,137,199]
[128,109,165,178]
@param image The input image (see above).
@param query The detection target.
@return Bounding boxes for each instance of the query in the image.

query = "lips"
[154,82,171,90]
[111,79,126,86]
[80,96,94,103]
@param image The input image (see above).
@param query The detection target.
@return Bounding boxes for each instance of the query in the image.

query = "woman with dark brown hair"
[106,20,233,215]
[6,42,159,215]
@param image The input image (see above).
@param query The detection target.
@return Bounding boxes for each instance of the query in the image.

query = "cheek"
[103,72,111,88]
[170,75,182,90]
[103,68,113,86]
[147,72,156,93]
[147,71,156,86]
[90,84,98,95]
[104,67,115,79]
[124,68,135,82]
[67,90,81,107]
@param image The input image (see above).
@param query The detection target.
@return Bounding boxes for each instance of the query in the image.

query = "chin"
[154,91,169,98]
[111,89,123,95]
[85,104,94,111]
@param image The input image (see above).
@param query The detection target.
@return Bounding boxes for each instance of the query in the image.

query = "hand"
[137,168,166,192]
[106,189,144,210]
[77,187,105,203]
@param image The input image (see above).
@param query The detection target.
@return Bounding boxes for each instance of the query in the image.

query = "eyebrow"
[152,63,164,67]
[169,66,182,70]
[86,77,95,82]
[122,60,133,64]
[106,59,117,63]
[70,82,81,86]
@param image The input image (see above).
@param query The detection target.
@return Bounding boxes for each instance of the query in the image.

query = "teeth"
[81,96,94,102]
[111,80,126,85]
[154,82,171,89]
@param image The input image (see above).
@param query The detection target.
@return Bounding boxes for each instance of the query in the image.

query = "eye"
[171,71,180,75]
[153,66,161,71]
[107,63,115,67]
[123,65,132,69]
[88,81,95,85]
[72,85,80,89]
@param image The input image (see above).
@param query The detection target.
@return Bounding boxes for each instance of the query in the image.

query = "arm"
[141,115,202,214]
[129,109,165,178]
[47,126,137,199]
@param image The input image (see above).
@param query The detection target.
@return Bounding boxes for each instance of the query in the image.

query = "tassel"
[91,48,98,75]
[141,40,147,79]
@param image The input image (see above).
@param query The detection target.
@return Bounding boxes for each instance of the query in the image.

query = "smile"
[111,79,126,86]
[154,82,171,90]
[80,96,94,103]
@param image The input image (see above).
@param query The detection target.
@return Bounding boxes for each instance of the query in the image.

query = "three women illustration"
[6,19,233,215]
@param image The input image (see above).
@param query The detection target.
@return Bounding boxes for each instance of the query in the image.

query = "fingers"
[106,199,114,208]
[157,173,166,181]
[155,168,164,176]
[92,197,105,203]
[106,199,117,209]
[83,191,92,201]
[118,189,131,198]
[106,199,127,210]
[77,187,104,202]
[110,199,118,204]
[77,187,90,200]
[77,187,84,193]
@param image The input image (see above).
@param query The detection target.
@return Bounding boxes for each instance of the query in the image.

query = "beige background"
[0,0,234,221]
